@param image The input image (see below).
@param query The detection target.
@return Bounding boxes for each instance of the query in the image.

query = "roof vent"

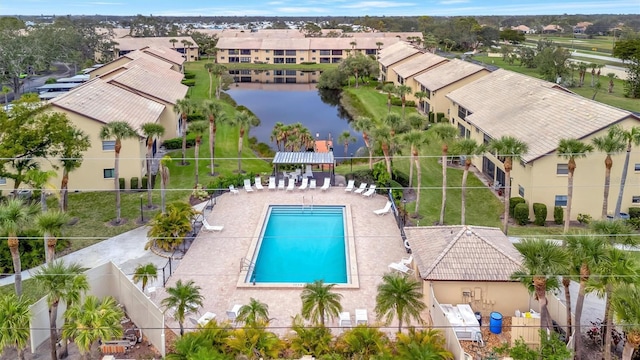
[466,230,472,236]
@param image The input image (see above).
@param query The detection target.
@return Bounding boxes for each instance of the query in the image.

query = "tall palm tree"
[373,125,393,177]
[413,91,428,114]
[300,280,343,327]
[406,113,428,188]
[0,198,37,296]
[395,85,413,119]
[146,201,198,252]
[452,139,486,225]
[33,260,89,360]
[204,62,215,99]
[162,279,204,336]
[99,121,138,225]
[557,138,594,233]
[159,155,172,214]
[611,283,640,360]
[430,123,458,225]
[567,234,607,359]
[201,99,226,176]
[133,263,158,292]
[488,136,529,234]
[512,238,568,332]
[592,126,626,218]
[401,130,429,216]
[351,116,375,170]
[36,210,70,263]
[236,297,270,327]
[141,123,165,208]
[338,131,356,164]
[383,112,407,168]
[174,98,195,166]
[231,110,259,173]
[62,295,124,360]
[270,122,286,151]
[24,168,57,212]
[211,64,227,99]
[395,328,453,360]
[0,293,31,360]
[382,83,397,114]
[188,120,208,186]
[58,128,90,212]
[614,126,640,218]
[375,272,426,333]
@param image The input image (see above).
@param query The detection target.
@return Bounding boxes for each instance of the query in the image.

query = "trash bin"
[475,311,482,327]
[490,312,503,334]
[619,212,630,220]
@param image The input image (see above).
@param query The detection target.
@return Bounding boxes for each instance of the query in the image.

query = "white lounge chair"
[227,304,242,324]
[339,312,352,327]
[277,179,285,191]
[309,179,317,190]
[373,201,393,216]
[229,185,239,195]
[344,179,355,192]
[353,183,367,194]
[243,179,254,192]
[254,177,264,191]
[303,164,313,179]
[355,309,368,325]
[362,185,377,198]
[388,262,414,275]
[298,177,308,191]
[268,177,276,191]
[197,312,216,326]
[202,219,224,232]
[400,255,413,266]
[286,179,295,192]
[320,177,331,191]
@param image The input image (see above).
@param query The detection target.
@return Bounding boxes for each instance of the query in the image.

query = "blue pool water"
[251,205,347,284]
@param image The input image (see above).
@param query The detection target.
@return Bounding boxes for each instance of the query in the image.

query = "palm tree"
[225,325,281,359]
[99,121,138,225]
[159,155,172,213]
[162,279,204,336]
[33,260,89,360]
[300,280,343,326]
[188,120,208,186]
[338,131,356,164]
[24,168,57,212]
[0,198,37,296]
[614,126,640,218]
[611,283,640,360]
[592,126,626,218]
[373,125,393,177]
[413,91,428,114]
[204,62,215,99]
[375,272,426,333]
[289,315,332,357]
[382,83,397,114]
[62,295,124,360]
[452,139,486,225]
[512,239,569,332]
[201,99,226,176]
[0,293,31,360]
[401,130,429,217]
[406,113,428,188]
[488,136,529,234]
[146,201,198,251]
[35,210,70,263]
[174,98,195,166]
[607,73,617,93]
[567,234,607,359]
[58,128,90,212]
[169,38,178,48]
[231,110,259,173]
[430,123,458,225]
[395,328,453,360]
[133,263,158,292]
[339,326,389,359]
[211,64,227,99]
[557,138,594,233]
[141,123,165,208]
[270,122,286,151]
[375,41,383,55]
[236,297,270,327]
[395,85,412,119]
[351,116,375,170]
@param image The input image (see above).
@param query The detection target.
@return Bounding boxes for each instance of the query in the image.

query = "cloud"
[439,0,469,4]
[338,1,415,9]
[267,1,285,4]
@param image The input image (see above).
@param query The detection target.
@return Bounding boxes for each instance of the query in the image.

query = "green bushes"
[533,203,547,226]
[436,112,446,122]
[514,203,529,225]
[390,98,416,107]
[130,177,139,191]
[162,134,196,150]
[181,79,196,87]
[183,72,196,79]
[388,180,403,201]
[509,197,526,217]
[577,213,592,224]
[206,172,259,194]
[351,169,375,186]
[119,178,125,190]
[629,207,640,219]
[392,169,410,187]
[554,206,564,225]
[428,112,435,123]
[141,176,148,190]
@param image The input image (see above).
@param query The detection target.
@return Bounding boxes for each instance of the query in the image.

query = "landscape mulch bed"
[461,315,512,359]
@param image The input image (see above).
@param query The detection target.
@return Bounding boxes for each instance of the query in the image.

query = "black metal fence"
[388,190,410,254]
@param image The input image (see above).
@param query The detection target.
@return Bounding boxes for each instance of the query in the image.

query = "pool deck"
[154,186,416,336]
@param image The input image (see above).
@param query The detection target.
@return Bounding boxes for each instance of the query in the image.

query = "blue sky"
[1,0,638,17]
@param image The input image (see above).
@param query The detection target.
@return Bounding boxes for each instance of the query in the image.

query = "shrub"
[130,177,139,191]
[206,172,258,194]
[514,203,529,226]
[533,203,547,226]
[162,135,196,150]
[300,61,316,65]
[119,178,125,190]
[220,92,237,107]
[390,98,417,107]
[629,207,640,219]
[626,217,640,230]
[183,72,196,79]
[351,169,375,186]
[191,184,209,201]
[392,169,410,187]
[181,79,196,87]
[436,112,446,122]
[388,180,403,201]
[45,77,57,84]
[141,176,148,190]
[577,213,592,224]
[428,112,435,123]
[554,206,564,225]
[509,197,526,217]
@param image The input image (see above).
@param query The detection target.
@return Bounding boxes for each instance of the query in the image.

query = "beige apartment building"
[107,36,199,62]
[90,48,184,77]
[378,41,423,83]
[446,69,640,221]
[386,52,448,103]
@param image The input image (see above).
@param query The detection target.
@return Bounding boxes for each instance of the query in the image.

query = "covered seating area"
[272,152,335,185]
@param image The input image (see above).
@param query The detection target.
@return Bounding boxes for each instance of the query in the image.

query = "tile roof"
[405,226,522,281]
[140,46,186,66]
[378,42,422,67]
[49,78,164,134]
[123,50,174,68]
[393,52,448,79]
[113,36,198,51]
[446,69,639,162]
[414,59,487,91]
[107,66,188,105]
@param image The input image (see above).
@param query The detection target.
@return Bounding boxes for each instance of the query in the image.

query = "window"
[556,163,569,175]
[274,50,284,56]
[228,49,239,55]
[228,57,239,63]
[240,49,251,55]
[332,50,342,55]
[555,195,568,207]
[331,58,341,63]
[285,50,296,56]
[633,196,640,204]
[285,58,296,64]
[635,163,640,171]
[102,140,116,151]
[274,58,285,64]
[319,50,330,56]
[240,70,251,75]
[0,177,6,185]
[240,57,251,63]
[320,57,330,63]
[483,133,492,146]
[274,70,283,76]
[286,70,296,76]
[312,49,317,53]
[103,168,115,179]
[519,185,525,197]
[366,49,376,55]
[300,57,304,61]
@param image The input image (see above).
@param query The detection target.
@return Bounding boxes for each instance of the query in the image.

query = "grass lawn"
[525,34,616,54]
[0,278,46,303]
[342,86,419,121]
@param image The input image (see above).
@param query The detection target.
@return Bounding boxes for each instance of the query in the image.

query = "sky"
[1,0,638,17]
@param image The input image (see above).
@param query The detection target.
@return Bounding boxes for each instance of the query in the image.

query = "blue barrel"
[490,312,503,334]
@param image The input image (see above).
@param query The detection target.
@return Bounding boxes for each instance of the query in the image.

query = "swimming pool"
[246,205,350,285]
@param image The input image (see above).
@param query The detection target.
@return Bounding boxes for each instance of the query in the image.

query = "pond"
[226,80,365,162]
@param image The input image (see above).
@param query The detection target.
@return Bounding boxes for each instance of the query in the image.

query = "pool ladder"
[302,195,313,210]
[240,257,256,274]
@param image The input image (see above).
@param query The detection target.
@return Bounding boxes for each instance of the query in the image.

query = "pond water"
[226,82,365,162]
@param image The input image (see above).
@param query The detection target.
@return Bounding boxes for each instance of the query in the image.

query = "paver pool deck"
[154,187,416,335]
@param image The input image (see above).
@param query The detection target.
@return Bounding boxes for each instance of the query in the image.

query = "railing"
[302,195,313,210]
[240,257,257,284]
[161,258,173,287]
[388,189,410,254]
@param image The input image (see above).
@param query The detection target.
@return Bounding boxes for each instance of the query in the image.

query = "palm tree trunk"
[439,152,447,225]
[408,145,414,188]
[17,347,25,360]
[362,134,372,170]
[49,302,59,360]
[208,71,213,99]
[602,158,612,218]
[146,147,153,208]
[382,144,392,176]
[461,161,470,225]
[622,342,636,360]
[614,143,632,217]
[604,285,614,360]
[9,239,22,296]
[562,277,572,338]
[179,321,185,336]
[401,99,406,120]
[237,135,244,173]
[209,118,215,175]
[397,309,403,333]
[574,269,588,359]
[181,120,187,166]
[41,188,47,212]
[535,281,551,332]
[216,75,221,99]
[161,176,166,214]
[194,138,201,185]
[503,167,512,234]
[564,169,574,233]
[387,95,391,114]
[46,234,56,263]
[115,150,121,224]
[414,157,421,215]
[60,171,69,212]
